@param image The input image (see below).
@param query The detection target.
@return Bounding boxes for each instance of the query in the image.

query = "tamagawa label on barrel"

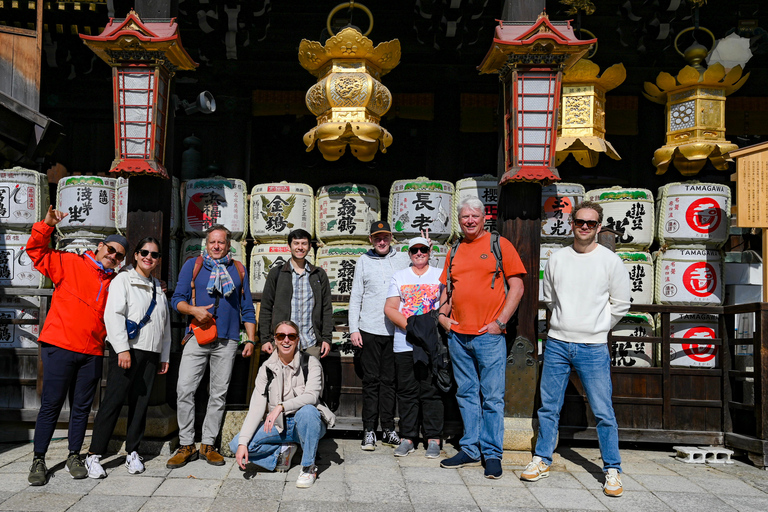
[184,178,248,240]
[0,167,49,231]
[389,178,454,242]
[56,176,117,235]
[611,313,654,368]
[251,183,314,242]
[587,187,654,250]
[316,184,380,244]
[657,182,730,247]
[541,183,584,241]
[654,249,723,305]
[0,233,49,288]
[669,313,718,368]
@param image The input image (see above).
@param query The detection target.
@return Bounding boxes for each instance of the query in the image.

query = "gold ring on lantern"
[673,26,715,58]
[327,2,374,37]
[575,28,598,59]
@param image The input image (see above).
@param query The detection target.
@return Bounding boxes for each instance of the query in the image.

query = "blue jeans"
[535,338,621,472]
[448,331,506,461]
[229,404,326,470]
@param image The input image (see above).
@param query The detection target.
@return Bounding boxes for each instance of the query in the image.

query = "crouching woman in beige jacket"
[230,320,335,488]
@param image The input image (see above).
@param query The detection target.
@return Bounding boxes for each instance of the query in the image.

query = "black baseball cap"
[369,221,392,236]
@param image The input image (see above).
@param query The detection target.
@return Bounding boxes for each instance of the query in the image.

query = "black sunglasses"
[138,249,161,259]
[409,246,430,254]
[275,333,299,341]
[573,219,599,229]
[104,244,125,261]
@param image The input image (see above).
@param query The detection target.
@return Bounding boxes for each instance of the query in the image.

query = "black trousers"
[359,331,397,431]
[34,343,103,455]
[395,351,444,440]
[89,348,160,455]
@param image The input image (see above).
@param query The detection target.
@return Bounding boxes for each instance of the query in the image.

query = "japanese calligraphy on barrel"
[331,302,354,357]
[654,248,723,305]
[668,313,719,368]
[611,312,655,368]
[389,178,454,243]
[617,251,654,305]
[316,184,380,245]
[0,167,49,232]
[184,177,248,240]
[314,245,368,299]
[393,243,449,269]
[56,176,117,237]
[250,182,314,243]
[656,182,730,248]
[541,182,584,241]
[0,233,50,288]
[586,187,654,250]
[0,295,40,348]
[454,175,498,234]
[249,244,293,294]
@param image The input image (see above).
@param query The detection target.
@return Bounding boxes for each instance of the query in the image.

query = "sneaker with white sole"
[85,454,106,479]
[393,439,415,457]
[125,451,145,475]
[520,456,549,482]
[381,429,401,447]
[275,444,298,472]
[296,464,317,488]
[361,430,376,451]
[603,468,623,497]
[425,439,441,459]
[65,453,87,479]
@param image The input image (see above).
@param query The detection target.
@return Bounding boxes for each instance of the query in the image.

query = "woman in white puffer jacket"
[85,237,171,478]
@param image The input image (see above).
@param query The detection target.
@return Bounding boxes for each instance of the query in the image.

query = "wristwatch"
[495,319,506,330]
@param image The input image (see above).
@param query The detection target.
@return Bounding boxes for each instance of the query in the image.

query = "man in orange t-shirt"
[437,197,525,479]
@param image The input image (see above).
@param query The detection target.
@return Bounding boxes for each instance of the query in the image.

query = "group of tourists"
[25,194,630,497]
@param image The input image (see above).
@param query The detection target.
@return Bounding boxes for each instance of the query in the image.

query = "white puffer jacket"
[104,266,171,362]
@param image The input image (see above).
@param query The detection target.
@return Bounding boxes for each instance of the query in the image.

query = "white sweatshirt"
[543,244,631,344]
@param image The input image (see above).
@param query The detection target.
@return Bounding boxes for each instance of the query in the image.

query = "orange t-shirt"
[439,232,526,335]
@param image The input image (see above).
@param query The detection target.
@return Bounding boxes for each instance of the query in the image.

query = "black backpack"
[263,352,312,397]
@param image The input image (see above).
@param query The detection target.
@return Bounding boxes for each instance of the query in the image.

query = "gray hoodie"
[348,248,410,336]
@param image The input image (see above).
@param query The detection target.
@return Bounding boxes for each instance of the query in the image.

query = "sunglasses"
[573,219,600,229]
[104,244,125,261]
[138,249,161,259]
[409,246,430,254]
[275,333,299,341]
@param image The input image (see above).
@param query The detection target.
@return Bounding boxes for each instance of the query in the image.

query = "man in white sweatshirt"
[521,201,631,498]
[348,221,410,451]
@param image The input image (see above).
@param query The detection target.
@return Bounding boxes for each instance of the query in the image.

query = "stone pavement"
[1,437,768,511]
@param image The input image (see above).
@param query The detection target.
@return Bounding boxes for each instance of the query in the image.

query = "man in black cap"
[348,221,410,450]
[25,206,129,486]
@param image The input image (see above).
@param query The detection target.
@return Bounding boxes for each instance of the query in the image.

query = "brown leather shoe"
[166,444,198,469]
[200,444,225,466]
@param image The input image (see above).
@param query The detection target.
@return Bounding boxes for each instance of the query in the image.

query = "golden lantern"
[556,58,625,168]
[299,4,400,162]
[643,27,749,176]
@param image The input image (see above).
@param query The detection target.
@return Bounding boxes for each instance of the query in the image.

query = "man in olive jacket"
[259,229,332,359]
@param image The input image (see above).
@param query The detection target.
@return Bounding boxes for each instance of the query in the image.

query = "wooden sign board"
[731,141,768,228]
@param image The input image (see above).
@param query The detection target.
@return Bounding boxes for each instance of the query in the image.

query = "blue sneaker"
[440,450,481,469]
[484,458,503,479]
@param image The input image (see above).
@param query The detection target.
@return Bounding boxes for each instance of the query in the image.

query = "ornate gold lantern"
[556,58,625,168]
[643,27,749,176]
[299,4,400,162]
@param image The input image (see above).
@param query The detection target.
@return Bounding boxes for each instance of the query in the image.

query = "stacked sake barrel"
[389,177,454,243]
[654,182,730,367]
[454,175,498,234]
[0,167,51,349]
[587,187,656,366]
[540,183,584,304]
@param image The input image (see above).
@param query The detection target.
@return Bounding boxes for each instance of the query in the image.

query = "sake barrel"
[316,184,380,245]
[669,313,719,368]
[654,248,723,305]
[389,177,454,242]
[611,313,655,368]
[586,187,654,250]
[0,233,49,288]
[184,177,248,240]
[618,251,654,305]
[179,238,245,267]
[454,175,498,234]
[332,302,354,357]
[115,177,128,234]
[656,182,730,248]
[393,243,449,269]
[249,244,292,294]
[0,296,39,348]
[251,182,314,243]
[0,167,49,231]
[315,245,368,298]
[541,182,584,242]
[539,243,568,301]
[56,176,117,236]
[57,236,125,271]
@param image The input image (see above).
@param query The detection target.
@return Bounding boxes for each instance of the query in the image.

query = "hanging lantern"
[81,10,197,179]
[478,13,594,184]
[556,58,625,168]
[643,27,749,176]
[299,3,400,162]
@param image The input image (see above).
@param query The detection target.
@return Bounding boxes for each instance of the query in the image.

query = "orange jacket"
[26,221,116,355]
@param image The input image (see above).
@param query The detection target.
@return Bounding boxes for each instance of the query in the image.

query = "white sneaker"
[296,464,317,488]
[85,454,106,479]
[125,451,145,475]
[275,443,298,472]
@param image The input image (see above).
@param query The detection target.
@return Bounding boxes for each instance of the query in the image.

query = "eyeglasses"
[573,219,600,230]
[138,249,161,259]
[274,333,299,341]
[409,246,430,254]
[104,244,125,261]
